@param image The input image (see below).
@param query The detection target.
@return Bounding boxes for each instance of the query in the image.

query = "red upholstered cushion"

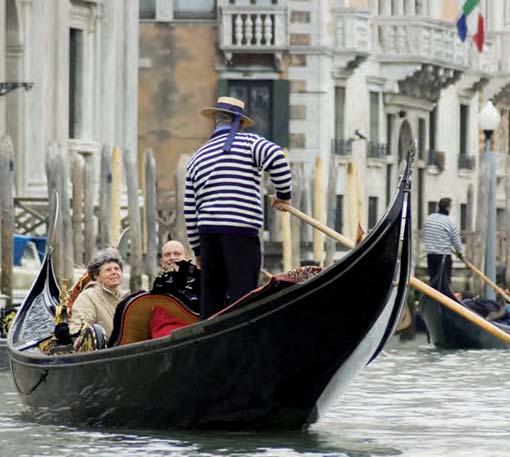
[150,305,189,339]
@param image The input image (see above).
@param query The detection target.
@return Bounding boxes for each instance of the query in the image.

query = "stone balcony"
[456,36,496,96]
[218,0,288,66]
[332,7,370,76]
[483,30,510,100]
[373,16,468,101]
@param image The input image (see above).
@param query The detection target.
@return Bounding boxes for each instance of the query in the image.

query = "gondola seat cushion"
[108,293,199,346]
[150,306,189,338]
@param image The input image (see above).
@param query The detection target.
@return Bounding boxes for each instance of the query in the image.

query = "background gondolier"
[185,96,292,319]
[423,197,464,283]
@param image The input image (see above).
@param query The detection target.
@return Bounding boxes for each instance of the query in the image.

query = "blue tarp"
[13,234,47,266]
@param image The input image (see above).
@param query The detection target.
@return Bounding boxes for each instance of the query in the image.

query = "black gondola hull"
[9,164,413,429]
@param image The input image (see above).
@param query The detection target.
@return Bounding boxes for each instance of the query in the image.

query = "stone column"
[17,0,33,194]
[54,0,69,143]
[123,0,138,156]
[381,0,392,16]
[407,0,416,15]
[393,0,404,15]
[99,0,116,146]
[420,0,430,16]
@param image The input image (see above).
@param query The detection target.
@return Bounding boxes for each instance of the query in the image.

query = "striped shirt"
[185,129,292,255]
[423,212,463,255]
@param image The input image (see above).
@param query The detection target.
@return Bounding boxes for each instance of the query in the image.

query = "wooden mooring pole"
[124,149,143,290]
[71,153,85,266]
[144,149,158,284]
[0,136,15,303]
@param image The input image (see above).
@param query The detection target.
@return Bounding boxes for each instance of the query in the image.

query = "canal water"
[0,335,508,457]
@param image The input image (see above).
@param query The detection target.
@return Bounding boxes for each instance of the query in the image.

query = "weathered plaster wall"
[138,23,219,206]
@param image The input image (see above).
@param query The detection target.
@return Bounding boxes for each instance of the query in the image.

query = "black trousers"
[427,254,452,283]
[199,233,261,320]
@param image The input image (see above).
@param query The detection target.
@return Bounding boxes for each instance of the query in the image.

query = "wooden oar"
[453,250,510,303]
[275,201,510,345]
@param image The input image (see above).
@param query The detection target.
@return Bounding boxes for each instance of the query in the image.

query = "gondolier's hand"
[270,195,290,212]
[195,256,201,269]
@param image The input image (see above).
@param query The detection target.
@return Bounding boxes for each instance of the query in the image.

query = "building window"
[497,208,505,231]
[427,201,437,215]
[429,108,436,151]
[140,0,156,19]
[386,114,394,156]
[219,79,289,147]
[417,169,424,229]
[69,27,84,139]
[460,203,467,231]
[228,80,273,140]
[174,0,216,19]
[368,196,378,229]
[369,91,380,143]
[460,104,469,157]
[386,164,392,207]
[418,118,426,161]
[335,195,343,233]
[416,0,425,15]
[335,87,345,141]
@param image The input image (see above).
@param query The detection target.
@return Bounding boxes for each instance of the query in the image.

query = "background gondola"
[420,263,510,349]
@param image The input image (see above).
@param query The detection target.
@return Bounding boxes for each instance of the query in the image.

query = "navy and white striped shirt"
[423,212,463,255]
[185,129,292,255]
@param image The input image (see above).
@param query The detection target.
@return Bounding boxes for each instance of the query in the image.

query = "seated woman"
[69,248,126,342]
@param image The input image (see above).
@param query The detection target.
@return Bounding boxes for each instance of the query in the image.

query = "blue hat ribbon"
[216,102,244,153]
[223,114,241,153]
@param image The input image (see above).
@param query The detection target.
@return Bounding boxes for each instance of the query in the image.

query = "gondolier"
[423,197,464,283]
[185,96,292,319]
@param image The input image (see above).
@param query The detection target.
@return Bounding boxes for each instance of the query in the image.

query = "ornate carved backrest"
[67,271,92,313]
[109,293,199,346]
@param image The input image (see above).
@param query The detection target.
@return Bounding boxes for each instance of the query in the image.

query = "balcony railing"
[218,0,288,59]
[487,30,510,74]
[458,154,475,170]
[332,139,352,157]
[373,17,468,68]
[333,8,370,53]
[367,142,387,159]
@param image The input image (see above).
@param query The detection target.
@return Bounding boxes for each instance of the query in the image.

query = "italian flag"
[456,0,485,53]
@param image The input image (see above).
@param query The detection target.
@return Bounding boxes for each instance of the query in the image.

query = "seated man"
[69,248,126,342]
[151,240,200,313]
[159,240,187,271]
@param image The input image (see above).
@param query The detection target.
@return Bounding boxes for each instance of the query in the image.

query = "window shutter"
[272,79,289,148]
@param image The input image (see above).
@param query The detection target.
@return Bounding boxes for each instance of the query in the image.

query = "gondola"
[8,154,413,430]
[419,264,510,349]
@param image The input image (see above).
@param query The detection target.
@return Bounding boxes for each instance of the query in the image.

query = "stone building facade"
[0,0,139,197]
[138,0,510,268]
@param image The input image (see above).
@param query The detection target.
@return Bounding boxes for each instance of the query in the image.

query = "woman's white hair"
[87,248,123,280]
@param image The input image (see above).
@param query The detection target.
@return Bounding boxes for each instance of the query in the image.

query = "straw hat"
[200,96,255,127]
